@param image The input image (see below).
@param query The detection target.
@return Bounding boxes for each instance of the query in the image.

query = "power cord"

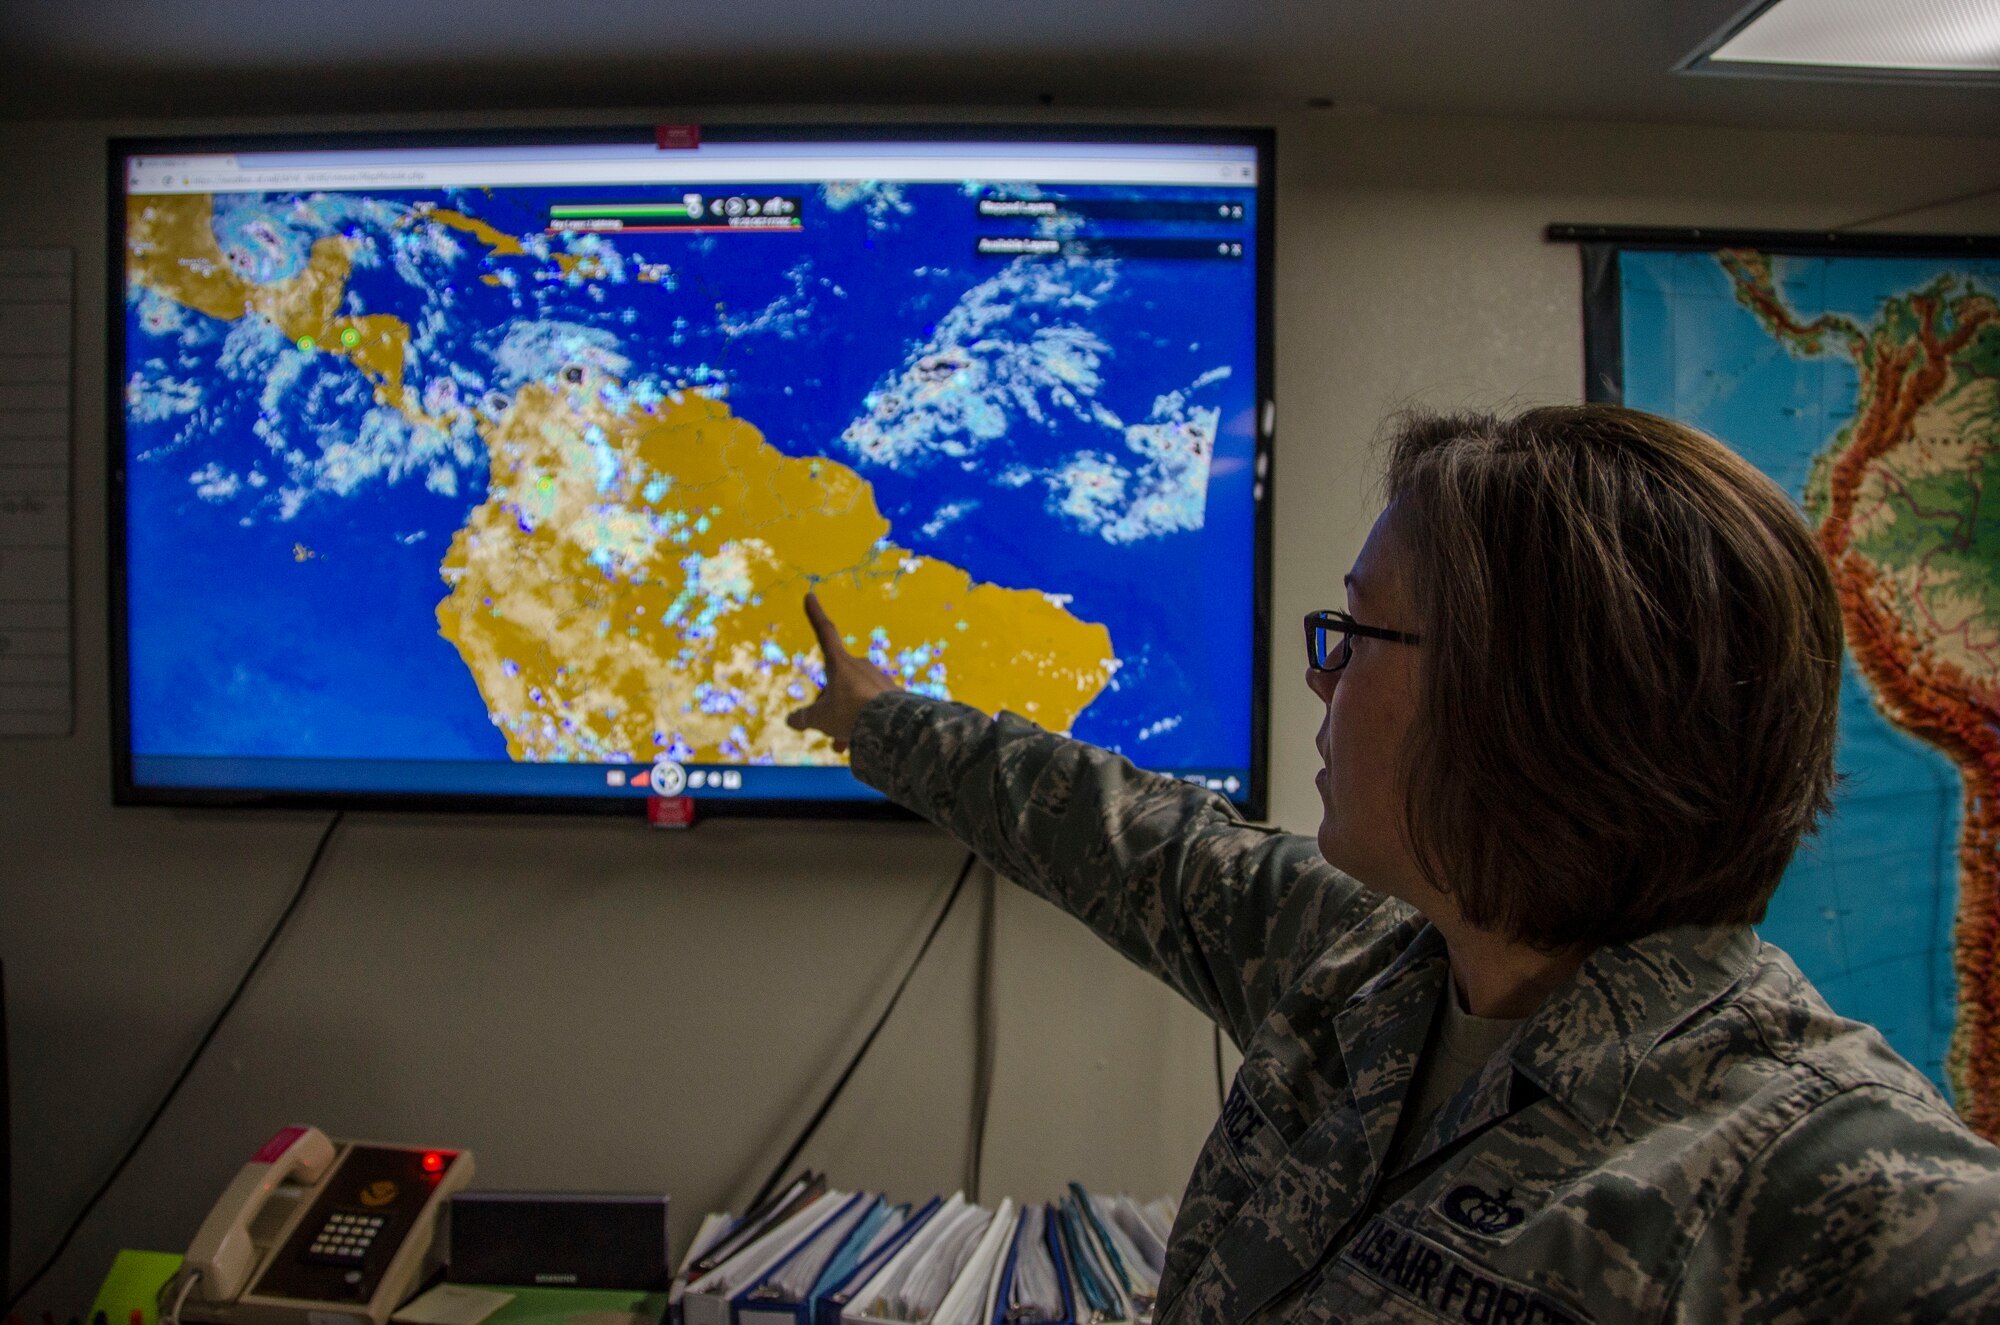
[5,812,345,1312]
[966,866,997,1201]
[744,850,978,1214]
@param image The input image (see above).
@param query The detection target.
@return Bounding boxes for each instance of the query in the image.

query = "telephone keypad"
[304,1211,389,1264]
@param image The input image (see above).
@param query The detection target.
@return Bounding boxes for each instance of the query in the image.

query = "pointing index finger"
[803,591,847,660]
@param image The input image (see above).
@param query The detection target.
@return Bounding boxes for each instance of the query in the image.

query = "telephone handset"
[163,1126,474,1325]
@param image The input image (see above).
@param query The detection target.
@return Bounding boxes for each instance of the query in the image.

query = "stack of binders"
[671,1174,1177,1325]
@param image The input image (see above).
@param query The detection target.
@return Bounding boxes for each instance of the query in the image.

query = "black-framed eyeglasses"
[1304,610,1422,673]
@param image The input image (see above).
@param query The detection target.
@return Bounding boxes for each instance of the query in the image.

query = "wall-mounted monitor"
[111,126,1273,816]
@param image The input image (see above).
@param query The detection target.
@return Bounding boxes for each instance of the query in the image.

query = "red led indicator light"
[420,1150,448,1174]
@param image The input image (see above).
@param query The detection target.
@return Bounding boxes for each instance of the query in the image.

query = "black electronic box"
[447,1192,671,1291]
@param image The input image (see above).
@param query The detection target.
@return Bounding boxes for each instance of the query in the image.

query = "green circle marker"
[340,327,360,348]
[296,335,316,352]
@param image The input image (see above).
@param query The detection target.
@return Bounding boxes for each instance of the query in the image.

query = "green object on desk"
[89,1255,663,1325]
[91,1251,184,1325]
[463,1286,667,1325]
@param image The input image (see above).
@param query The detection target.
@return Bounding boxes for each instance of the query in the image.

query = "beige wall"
[4,104,1998,1315]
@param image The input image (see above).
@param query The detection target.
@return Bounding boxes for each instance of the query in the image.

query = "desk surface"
[91,1253,667,1325]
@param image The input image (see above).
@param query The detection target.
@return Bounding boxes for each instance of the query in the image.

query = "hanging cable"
[1835,182,2000,233]
[966,865,998,1200]
[744,850,978,1214]
[7,812,344,1311]
[1213,1024,1227,1111]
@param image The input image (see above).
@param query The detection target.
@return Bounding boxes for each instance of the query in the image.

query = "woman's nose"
[1306,665,1339,704]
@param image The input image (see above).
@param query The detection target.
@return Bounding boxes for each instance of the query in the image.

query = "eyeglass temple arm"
[1306,612,1420,646]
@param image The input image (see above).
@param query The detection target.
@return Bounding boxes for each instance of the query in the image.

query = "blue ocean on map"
[1618,248,2000,1092]
[122,181,1261,788]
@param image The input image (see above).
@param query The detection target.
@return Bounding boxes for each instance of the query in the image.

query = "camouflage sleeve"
[1668,1082,2000,1323]
[848,691,1381,1046]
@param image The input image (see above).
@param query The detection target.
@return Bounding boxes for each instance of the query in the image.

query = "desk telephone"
[162,1126,474,1325]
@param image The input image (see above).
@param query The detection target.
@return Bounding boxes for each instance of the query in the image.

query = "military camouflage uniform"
[850,693,2000,1324]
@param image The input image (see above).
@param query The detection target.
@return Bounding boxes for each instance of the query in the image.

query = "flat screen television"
[110,126,1273,816]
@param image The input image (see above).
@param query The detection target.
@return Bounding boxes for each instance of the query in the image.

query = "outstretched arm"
[787,594,1384,1045]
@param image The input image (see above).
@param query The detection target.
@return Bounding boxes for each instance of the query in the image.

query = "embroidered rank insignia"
[1441,1183,1528,1236]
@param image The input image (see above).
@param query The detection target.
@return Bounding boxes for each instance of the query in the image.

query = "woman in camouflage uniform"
[788,404,2000,1324]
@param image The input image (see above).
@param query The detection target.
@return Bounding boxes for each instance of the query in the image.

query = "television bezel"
[107,122,1276,819]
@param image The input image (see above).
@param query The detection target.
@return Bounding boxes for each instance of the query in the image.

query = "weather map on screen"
[115,133,1267,809]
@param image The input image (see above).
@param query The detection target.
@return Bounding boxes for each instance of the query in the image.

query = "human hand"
[784,592,899,753]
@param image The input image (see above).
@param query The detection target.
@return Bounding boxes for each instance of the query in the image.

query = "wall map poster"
[1572,231,2000,1138]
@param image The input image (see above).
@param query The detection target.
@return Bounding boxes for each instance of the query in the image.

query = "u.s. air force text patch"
[1340,1217,1594,1324]
[1220,1080,1267,1155]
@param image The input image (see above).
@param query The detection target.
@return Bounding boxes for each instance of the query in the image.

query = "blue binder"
[987,1204,1075,1325]
[809,1195,944,1325]
[1053,1198,1124,1322]
[1066,1185,1134,1301]
[733,1192,874,1325]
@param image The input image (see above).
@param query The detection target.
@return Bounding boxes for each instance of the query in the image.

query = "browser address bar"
[129,156,1256,194]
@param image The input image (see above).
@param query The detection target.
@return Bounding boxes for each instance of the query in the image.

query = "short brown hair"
[1383,404,1842,950]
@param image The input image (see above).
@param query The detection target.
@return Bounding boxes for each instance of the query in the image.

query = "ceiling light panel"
[1710,0,2000,72]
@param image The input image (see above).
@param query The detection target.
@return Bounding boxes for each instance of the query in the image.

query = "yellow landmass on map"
[126,194,418,411]
[425,207,526,257]
[435,378,1117,764]
[554,253,604,280]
